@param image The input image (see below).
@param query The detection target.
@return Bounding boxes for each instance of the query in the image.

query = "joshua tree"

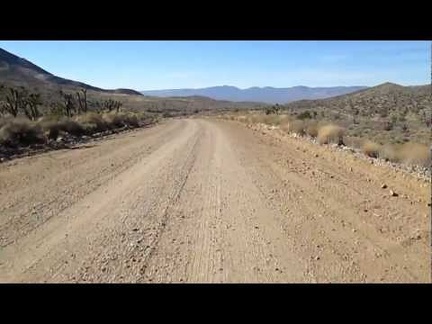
[102,99,122,112]
[0,86,27,117]
[60,90,77,117]
[23,92,42,120]
[76,88,88,113]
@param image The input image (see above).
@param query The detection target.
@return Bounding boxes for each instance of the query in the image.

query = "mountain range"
[0,47,142,96]
[141,85,369,104]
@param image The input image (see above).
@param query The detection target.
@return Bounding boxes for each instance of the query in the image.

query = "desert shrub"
[57,119,85,136]
[74,112,108,132]
[317,124,345,145]
[290,120,305,135]
[362,140,381,158]
[249,114,262,124]
[102,112,125,129]
[0,116,15,129]
[0,118,44,147]
[379,144,401,163]
[237,115,248,123]
[343,136,363,150]
[304,120,319,138]
[260,114,281,126]
[38,119,62,140]
[122,113,139,127]
[297,110,312,120]
[284,120,305,135]
[398,142,431,167]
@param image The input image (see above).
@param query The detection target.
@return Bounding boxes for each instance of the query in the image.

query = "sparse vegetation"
[219,105,430,169]
[0,118,44,147]
[398,143,431,167]
[282,83,430,146]
[285,120,305,136]
[297,110,312,120]
[362,140,381,158]
[317,124,345,145]
[304,120,319,138]
[0,84,157,151]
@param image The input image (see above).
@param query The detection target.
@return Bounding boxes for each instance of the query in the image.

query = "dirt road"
[0,118,430,283]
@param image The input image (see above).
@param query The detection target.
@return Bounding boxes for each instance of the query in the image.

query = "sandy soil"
[0,118,430,283]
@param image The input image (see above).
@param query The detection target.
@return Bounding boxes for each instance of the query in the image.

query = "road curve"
[0,118,430,283]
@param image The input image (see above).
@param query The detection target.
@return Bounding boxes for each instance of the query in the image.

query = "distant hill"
[0,47,261,117]
[141,85,368,104]
[0,47,142,96]
[283,82,431,145]
[284,82,430,114]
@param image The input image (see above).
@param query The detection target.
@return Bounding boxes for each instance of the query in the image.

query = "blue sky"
[0,41,429,90]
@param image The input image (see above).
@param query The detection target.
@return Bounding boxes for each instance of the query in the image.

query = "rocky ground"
[0,118,430,283]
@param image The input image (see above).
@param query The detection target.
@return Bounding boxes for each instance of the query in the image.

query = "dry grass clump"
[74,112,108,133]
[37,116,85,139]
[102,112,125,128]
[398,142,431,167]
[236,115,248,123]
[280,119,305,135]
[378,144,400,162]
[362,140,381,158]
[317,124,345,145]
[304,120,319,138]
[355,141,430,167]
[0,116,15,129]
[0,118,44,147]
[0,111,148,147]
[343,136,364,150]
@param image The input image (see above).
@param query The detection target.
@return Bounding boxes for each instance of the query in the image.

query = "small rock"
[427,202,431,207]
[314,256,320,261]
[315,154,319,157]
[101,267,106,272]
[364,209,368,212]
[254,226,259,229]
[352,229,357,233]
[381,184,387,189]
[390,190,398,197]
[349,167,353,172]
[132,228,139,232]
